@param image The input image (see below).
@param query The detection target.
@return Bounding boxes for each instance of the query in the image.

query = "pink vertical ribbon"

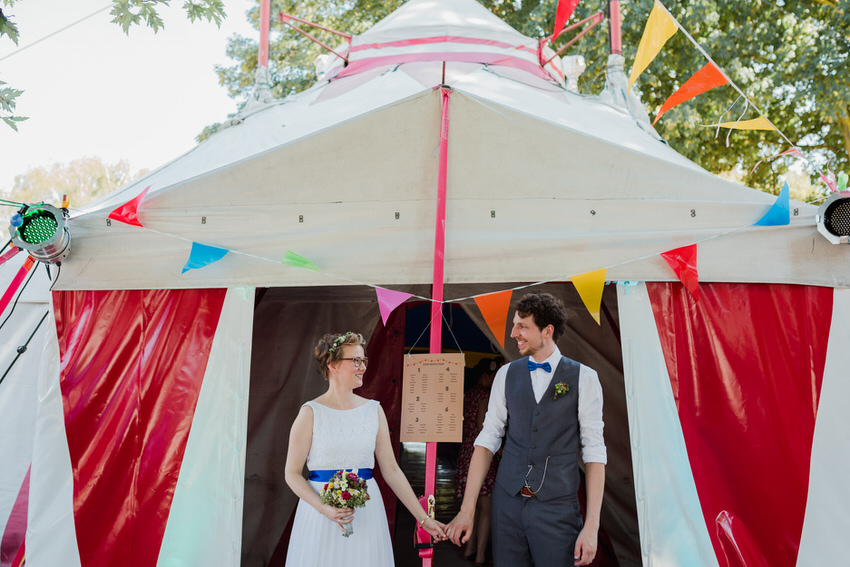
[0,256,34,318]
[422,86,452,565]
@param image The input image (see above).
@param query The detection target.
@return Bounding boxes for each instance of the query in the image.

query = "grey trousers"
[491,482,584,567]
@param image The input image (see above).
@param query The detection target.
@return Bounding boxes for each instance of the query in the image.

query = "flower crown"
[329,331,355,354]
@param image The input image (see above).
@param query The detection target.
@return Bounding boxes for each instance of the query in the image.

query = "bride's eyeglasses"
[340,357,369,368]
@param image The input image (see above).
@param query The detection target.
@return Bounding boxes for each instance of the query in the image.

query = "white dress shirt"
[474,347,607,464]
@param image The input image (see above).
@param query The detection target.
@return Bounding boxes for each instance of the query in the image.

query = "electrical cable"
[0,309,49,388]
[0,5,111,63]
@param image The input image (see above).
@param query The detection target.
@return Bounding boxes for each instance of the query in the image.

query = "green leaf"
[0,8,20,45]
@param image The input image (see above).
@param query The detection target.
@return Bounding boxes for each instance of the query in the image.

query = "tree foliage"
[0,157,149,226]
[0,0,227,129]
[215,0,849,196]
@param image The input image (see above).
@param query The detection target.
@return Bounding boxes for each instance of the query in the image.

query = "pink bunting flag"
[750,147,805,175]
[375,287,413,326]
[661,244,699,301]
[108,186,150,227]
[653,62,728,125]
[552,0,580,41]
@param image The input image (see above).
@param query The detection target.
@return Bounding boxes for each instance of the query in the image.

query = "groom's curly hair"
[515,293,567,341]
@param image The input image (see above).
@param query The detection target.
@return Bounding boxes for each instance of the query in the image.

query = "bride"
[284,331,447,566]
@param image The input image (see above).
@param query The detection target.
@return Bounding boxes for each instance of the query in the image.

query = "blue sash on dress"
[308,468,373,482]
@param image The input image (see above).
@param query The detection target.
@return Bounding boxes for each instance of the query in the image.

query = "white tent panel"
[618,282,719,567]
[158,288,253,567]
[26,307,80,567]
[797,288,850,565]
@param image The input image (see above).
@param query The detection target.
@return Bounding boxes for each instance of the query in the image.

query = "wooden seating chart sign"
[400,353,464,442]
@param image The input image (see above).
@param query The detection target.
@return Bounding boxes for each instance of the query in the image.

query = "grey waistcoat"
[494,356,581,502]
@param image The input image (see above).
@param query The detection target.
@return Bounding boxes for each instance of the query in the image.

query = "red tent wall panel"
[646,282,832,567]
[53,289,226,567]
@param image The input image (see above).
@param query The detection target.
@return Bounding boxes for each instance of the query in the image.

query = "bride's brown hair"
[314,332,366,380]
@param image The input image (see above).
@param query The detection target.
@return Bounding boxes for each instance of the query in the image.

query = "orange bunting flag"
[570,268,607,325]
[474,290,513,349]
[552,0,580,40]
[628,0,678,93]
[661,244,699,301]
[711,117,777,131]
[653,62,728,125]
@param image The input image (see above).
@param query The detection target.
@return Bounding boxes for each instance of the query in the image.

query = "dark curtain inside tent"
[242,283,640,567]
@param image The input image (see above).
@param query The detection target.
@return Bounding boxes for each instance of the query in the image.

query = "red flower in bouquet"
[320,469,371,537]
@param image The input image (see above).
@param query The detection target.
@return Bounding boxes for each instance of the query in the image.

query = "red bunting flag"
[108,186,150,227]
[552,0,581,41]
[474,290,513,349]
[661,244,699,301]
[653,62,728,125]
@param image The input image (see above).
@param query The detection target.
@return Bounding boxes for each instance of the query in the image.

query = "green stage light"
[9,203,71,264]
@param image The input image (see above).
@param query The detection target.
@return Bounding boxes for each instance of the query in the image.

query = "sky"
[0,0,257,195]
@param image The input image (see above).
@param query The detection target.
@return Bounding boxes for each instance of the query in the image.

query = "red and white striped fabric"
[619,281,850,566]
[24,288,252,567]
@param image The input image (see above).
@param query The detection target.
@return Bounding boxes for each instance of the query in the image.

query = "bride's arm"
[374,405,447,541]
[284,404,353,532]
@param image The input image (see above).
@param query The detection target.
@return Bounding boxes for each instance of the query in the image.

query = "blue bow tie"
[527,360,552,373]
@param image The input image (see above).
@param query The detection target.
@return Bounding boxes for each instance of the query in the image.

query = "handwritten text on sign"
[401,353,464,442]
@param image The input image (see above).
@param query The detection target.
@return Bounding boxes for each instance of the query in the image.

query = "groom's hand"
[445,508,474,546]
[573,525,598,565]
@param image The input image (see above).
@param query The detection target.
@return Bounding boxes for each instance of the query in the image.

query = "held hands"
[419,517,448,542]
[445,508,474,547]
[322,504,355,533]
[573,525,598,566]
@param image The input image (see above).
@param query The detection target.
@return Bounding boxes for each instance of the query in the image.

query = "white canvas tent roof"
[55,0,850,292]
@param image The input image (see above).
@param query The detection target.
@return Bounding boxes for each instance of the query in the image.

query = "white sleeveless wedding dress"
[285,400,394,567]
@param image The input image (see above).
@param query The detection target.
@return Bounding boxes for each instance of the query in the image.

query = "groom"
[446,292,606,566]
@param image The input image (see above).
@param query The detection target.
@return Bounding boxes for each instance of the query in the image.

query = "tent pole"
[423,85,452,567]
[259,0,270,67]
[608,0,622,55]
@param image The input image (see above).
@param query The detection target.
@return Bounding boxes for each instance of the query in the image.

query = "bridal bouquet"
[320,470,371,537]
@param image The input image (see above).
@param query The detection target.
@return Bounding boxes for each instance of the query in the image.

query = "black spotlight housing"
[9,203,71,264]
[816,192,850,245]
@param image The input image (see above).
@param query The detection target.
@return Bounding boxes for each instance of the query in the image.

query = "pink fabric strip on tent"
[647,282,832,567]
[53,289,227,567]
[349,36,538,55]
[337,52,552,81]
[0,467,29,565]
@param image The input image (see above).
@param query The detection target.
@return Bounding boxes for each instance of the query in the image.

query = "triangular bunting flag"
[281,250,319,271]
[108,186,150,227]
[653,62,728,125]
[754,182,790,226]
[181,242,229,273]
[661,244,699,300]
[570,268,607,325]
[473,290,513,349]
[375,287,414,326]
[712,117,777,131]
[552,0,580,40]
[628,0,678,92]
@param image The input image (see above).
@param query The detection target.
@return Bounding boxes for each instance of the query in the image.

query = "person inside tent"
[446,293,606,567]
[284,331,447,567]
[454,357,501,565]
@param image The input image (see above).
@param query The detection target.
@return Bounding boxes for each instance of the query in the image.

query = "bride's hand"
[420,517,448,541]
[322,505,354,532]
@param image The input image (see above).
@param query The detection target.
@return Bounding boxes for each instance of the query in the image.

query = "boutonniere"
[554,382,569,400]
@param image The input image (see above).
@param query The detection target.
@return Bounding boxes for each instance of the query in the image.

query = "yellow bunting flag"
[473,289,513,349]
[713,117,777,131]
[628,0,678,93]
[570,268,607,325]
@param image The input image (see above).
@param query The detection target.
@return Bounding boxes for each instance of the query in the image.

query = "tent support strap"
[422,86,452,567]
